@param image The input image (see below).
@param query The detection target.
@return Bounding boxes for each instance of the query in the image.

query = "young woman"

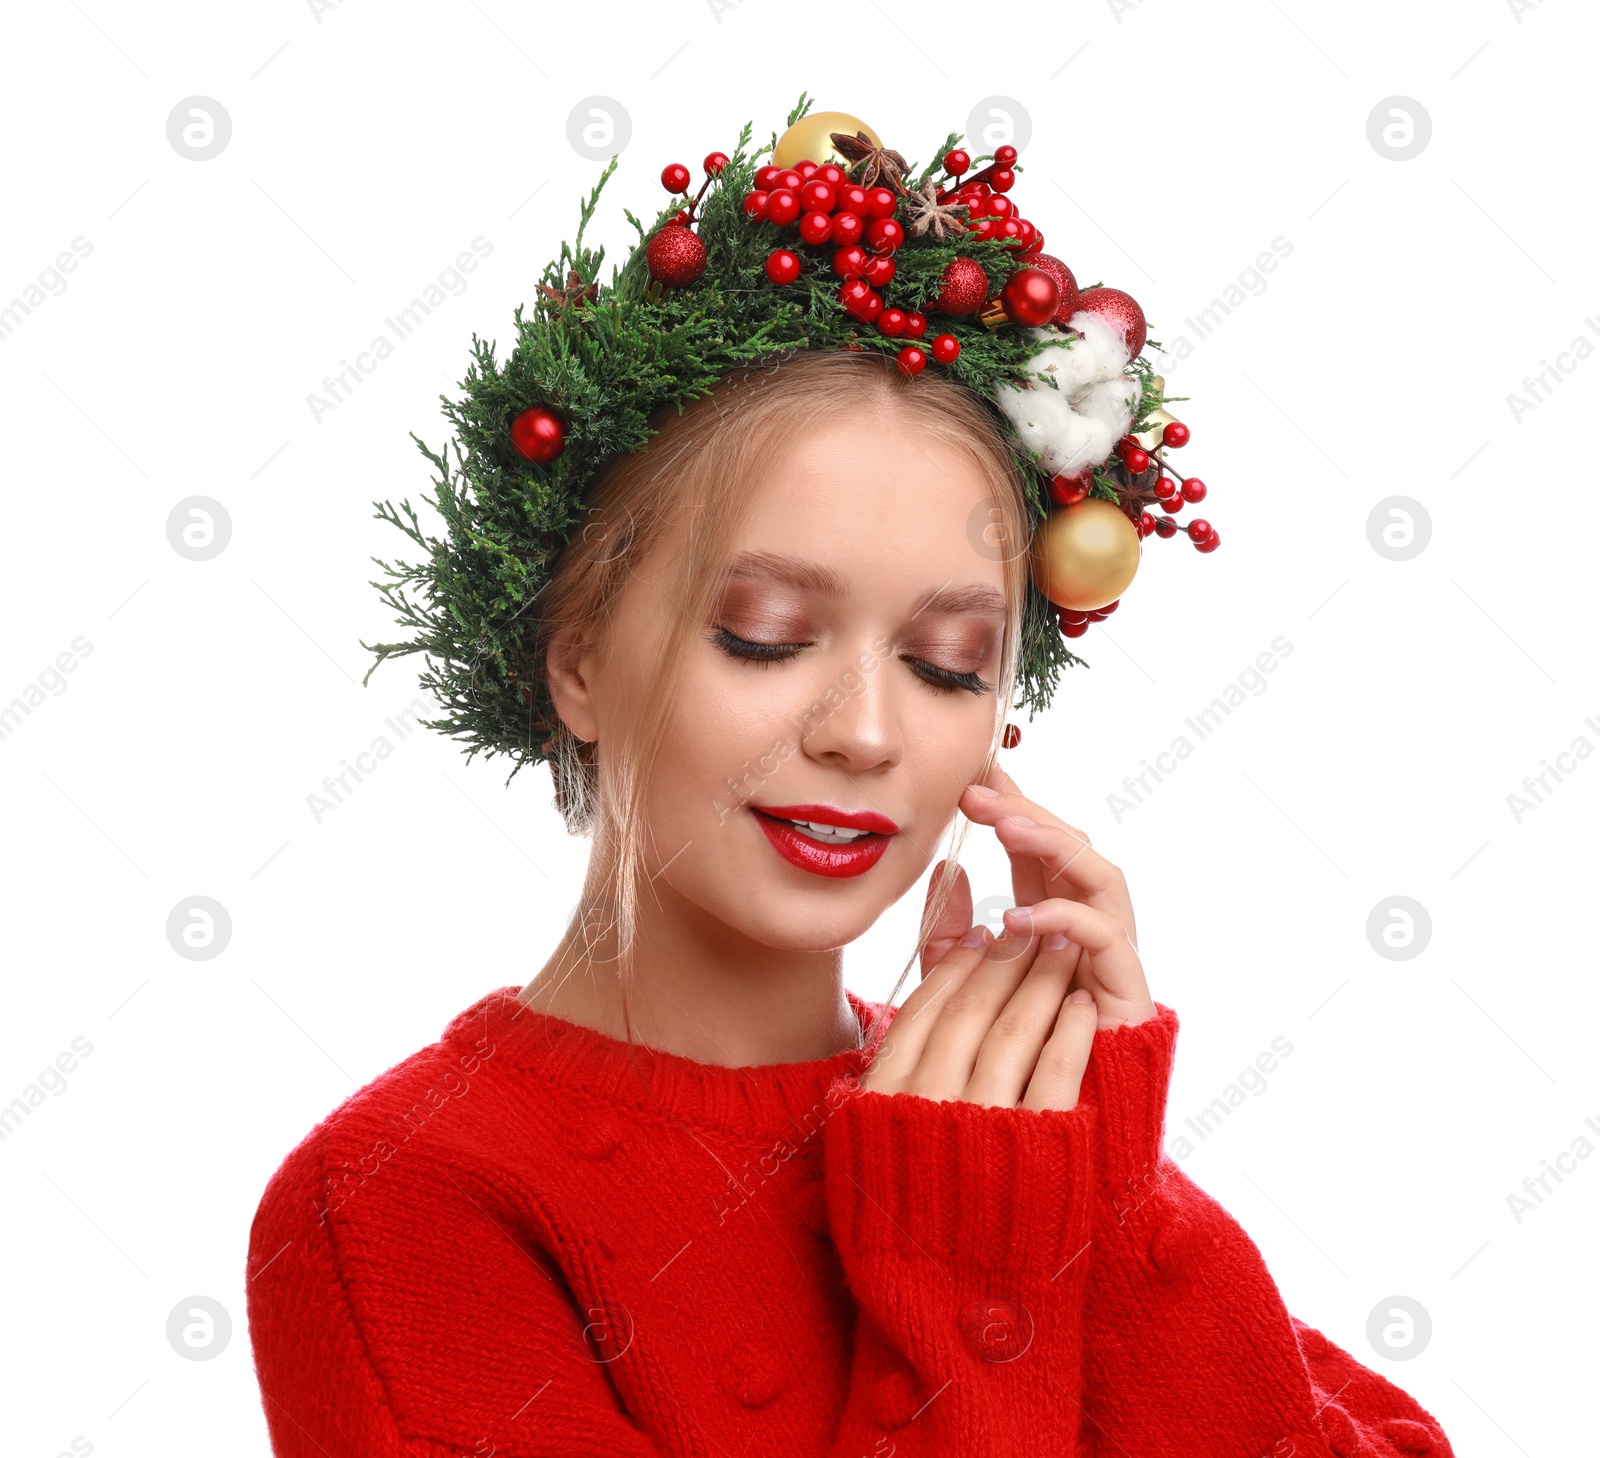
[246,116,1455,1458]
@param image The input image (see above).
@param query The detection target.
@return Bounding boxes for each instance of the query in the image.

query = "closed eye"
[707,627,992,696]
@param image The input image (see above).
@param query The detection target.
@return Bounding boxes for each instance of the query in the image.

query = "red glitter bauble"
[1075,286,1147,361]
[646,225,707,287]
[1026,253,1082,327]
[934,256,988,315]
[1001,267,1060,327]
[509,406,565,464]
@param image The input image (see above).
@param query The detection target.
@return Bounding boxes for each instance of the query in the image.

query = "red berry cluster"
[1058,598,1119,639]
[743,158,949,376]
[1116,424,1221,553]
[937,146,1044,260]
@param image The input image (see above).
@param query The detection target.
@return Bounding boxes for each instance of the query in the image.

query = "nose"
[789,645,903,775]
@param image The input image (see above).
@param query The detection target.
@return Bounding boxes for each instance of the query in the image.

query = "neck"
[520,868,862,1069]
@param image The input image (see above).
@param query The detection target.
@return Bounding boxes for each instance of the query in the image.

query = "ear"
[544,630,601,744]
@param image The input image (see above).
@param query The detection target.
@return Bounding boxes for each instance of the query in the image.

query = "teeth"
[784,818,871,844]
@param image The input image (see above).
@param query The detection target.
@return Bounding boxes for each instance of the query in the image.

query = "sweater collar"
[442,985,894,1139]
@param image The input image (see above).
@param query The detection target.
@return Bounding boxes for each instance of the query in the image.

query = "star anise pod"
[829,130,912,192]
[903,177,968,242]
[536,269,599,311]
[1114,459,1168,525]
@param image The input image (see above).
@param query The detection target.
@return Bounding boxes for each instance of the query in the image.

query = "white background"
[1,0,1593,1452]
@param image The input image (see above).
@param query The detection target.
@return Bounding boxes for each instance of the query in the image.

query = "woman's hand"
[859,914,1101,1112]
[958,763,1156,1032]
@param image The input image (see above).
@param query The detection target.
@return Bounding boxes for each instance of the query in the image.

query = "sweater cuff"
[821,1075,1097,1283]
[1081,1000,1180,1230]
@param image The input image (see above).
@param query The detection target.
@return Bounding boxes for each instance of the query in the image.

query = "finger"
[1021,989,1099,1113]
[919,859,973,979]
[864,927,995,1087]
[915,928,1041,1100]
[989,814,1135,938]
[1001,897,1152,1018]
[963,932,1080,1108]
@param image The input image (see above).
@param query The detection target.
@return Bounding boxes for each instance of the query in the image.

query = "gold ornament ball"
[1030,498,1142,612]
[772,111,881,170]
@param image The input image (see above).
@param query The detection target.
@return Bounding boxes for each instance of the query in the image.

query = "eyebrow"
[721,550,1007,618]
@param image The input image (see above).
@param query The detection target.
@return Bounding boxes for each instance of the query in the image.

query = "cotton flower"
[992,315,1141,478]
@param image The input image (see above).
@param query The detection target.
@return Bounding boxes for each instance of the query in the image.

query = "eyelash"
[708,627,994,697]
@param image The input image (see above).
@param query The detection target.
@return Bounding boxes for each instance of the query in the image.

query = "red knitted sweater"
[246,987,1454,1457]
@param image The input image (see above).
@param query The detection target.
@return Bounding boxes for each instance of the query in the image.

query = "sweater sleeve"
[1073,1003,1457,1458]
[819,1075,1100,1453]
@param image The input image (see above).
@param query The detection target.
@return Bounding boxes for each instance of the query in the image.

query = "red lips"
[749,803,899,879]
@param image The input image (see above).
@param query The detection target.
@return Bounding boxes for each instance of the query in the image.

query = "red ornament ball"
[1026,254,1082,326]
[930,333,960,364]
[897,345,927,376]
[1186,518,1212,542]
[777,170,803,191]
[857,289,885,323]
[1123,447,1150,475]
[903,310,927,339]
[866,186,897,219]
[1001,267,1060,327]
[703,151,730,175]
[509,406,565,464]
[1076,286,1147,361]
[1048,469,1092,506]
[754,165,781,190]
[934,256,988,315]
[1197,530,1221,554]
[742,190,769,220]
[995,145,1018,165]
[646,225,707,287]
[990,167,1016,193]
[765,249,801,285]
[878,307,908,337]
[817,164,846,186]
[1181,476,1207,503]
[943,148,971,175]
[838,184,869,215]
[1163,420,1191,448]
[660,162,690,194]
[1001,722,1021,749]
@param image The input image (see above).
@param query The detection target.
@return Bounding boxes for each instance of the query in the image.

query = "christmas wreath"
[362,93,1219,778]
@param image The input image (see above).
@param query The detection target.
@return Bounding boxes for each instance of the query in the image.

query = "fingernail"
[1003,905,1032,932]
[1043,932,1068,951]
[966,784,998,798]
[959,925,988,949]
[1069,988,1094,1004]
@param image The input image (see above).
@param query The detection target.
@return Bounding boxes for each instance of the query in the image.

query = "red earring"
[1001,723,1021,749]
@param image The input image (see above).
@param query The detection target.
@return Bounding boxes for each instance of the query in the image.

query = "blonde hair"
[537,347,1032,1053]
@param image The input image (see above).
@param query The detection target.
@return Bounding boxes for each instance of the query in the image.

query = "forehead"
[730,415,1007,593]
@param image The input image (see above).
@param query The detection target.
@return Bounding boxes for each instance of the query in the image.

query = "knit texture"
[245,987,1455,1457]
